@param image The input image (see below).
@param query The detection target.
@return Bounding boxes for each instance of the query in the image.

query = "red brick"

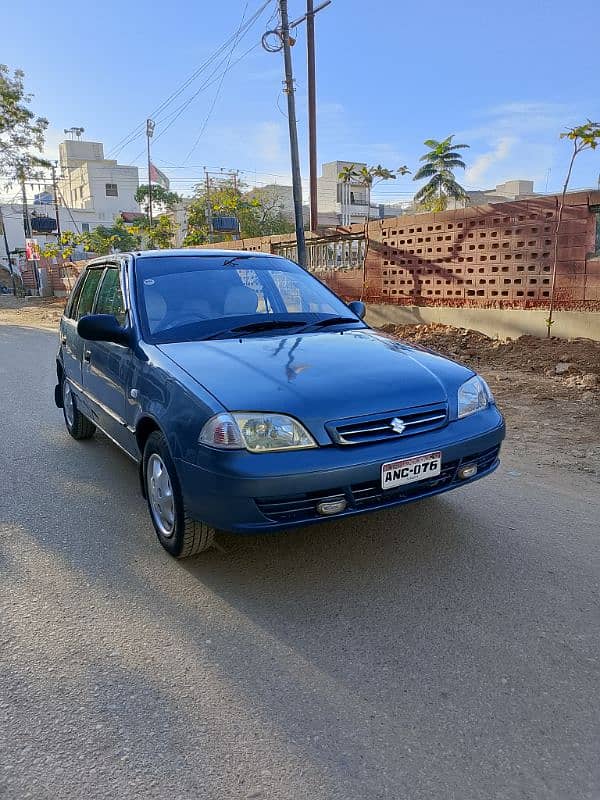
[585,257,600,276]
[555,274,586,289]
[556,260,586,274]
[557,246,588,262]
[584,286,600,301]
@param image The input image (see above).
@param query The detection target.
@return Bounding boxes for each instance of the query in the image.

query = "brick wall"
[201,190,600,311]
[22,191,600,312]
[20,258,85,295]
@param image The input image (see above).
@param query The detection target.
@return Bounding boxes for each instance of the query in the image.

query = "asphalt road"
[1,323,599,800]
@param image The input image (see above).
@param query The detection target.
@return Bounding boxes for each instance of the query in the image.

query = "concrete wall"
[365,304,600,342]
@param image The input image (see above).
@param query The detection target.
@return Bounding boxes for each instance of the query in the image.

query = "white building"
[316,161,399,227]
[0,201,105,271]
[57,139,140,223]
[445,180,537,210]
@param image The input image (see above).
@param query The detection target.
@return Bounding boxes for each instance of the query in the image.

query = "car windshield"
[135,254,365,343]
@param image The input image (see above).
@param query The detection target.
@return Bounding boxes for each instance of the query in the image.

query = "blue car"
[55,249,505,558]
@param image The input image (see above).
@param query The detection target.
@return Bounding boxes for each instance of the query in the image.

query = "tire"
[62,379,96,440]
[143,430,215,558]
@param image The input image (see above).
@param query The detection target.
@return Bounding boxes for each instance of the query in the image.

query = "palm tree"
[413,136,470,211]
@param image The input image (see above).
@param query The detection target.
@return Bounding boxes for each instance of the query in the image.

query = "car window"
[135,254,364,343]
[270,270,337,314]
[76,268,104,320]
[94,267,126,325]
[64,272,86,319]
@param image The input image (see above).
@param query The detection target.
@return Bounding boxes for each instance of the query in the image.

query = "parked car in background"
[55,250,505,558]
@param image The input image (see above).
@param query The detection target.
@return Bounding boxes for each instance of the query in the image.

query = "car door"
[61,266,104,391]
[81,264,135,453]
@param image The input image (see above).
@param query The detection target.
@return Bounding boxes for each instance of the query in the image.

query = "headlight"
[199,412,317,452]
[457,376,493,418]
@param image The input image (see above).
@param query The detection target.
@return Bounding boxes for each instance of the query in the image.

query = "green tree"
[127,214,177,249]
[183,179,294,245]
[546,120,600,336]
[413,136,470,211]
[135,184,181,211]
[42,221,142,258]
[239,187,295,238]
[0,65,49,181]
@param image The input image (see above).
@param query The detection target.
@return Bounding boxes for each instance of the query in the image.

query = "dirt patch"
[379,323,600,480]
[0,295,65,330]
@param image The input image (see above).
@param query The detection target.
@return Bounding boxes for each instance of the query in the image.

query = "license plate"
[381,451,442,490]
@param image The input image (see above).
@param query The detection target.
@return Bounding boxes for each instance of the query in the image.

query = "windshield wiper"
[202,319,304,341]
[299,316,362,333]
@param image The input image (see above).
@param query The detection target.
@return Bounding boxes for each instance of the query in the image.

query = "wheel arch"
[135,415,163,497]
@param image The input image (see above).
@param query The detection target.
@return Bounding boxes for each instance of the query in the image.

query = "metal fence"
[273,234,366,272]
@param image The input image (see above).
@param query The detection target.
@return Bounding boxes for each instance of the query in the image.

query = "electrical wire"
[182,1,250,165]
[127,40,263,167]
[107,0,273,160]
[109,2,271,157]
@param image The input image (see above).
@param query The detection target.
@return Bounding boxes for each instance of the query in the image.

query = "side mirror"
[348,300,366,320]
[77,314,131,347]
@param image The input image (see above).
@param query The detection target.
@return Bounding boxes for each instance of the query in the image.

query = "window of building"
[105,183,118,197]
[81,223,90,233]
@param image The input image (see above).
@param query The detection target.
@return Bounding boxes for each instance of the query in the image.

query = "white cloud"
[465,136,516,185]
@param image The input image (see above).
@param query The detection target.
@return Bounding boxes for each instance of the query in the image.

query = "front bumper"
[176,405,505,533]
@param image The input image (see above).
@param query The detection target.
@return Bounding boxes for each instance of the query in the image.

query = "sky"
[2,0,599,204]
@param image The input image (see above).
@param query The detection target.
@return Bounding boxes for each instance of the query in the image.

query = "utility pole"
[19,172,40,295]
[279,0,307,268]
[19,172,32,239]
[0,205,17,296]
[50,162,62,240]
[306,0,318,232]
[204,169,213,243]
[146,119,155,226]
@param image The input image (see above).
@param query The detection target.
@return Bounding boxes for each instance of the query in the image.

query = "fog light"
[317,498,347,516]
[458,464,478,480]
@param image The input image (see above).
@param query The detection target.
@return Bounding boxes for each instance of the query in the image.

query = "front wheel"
[143,431,215,558]
[62,379,96,440]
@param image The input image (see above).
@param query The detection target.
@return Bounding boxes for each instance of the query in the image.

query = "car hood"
[158,329,473,440]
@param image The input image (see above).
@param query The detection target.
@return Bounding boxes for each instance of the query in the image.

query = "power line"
[107,0,273,160]
[127,41,264,168]
[183,1,250,164]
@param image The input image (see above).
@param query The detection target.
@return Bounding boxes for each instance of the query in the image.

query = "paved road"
[1,323,599,800]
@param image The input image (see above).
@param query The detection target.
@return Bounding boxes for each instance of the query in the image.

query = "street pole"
[20,173,32,239]
[19,174,40,295]
[146,119,155,226]
[50,162,62,240]
[279,0,307,268]
[0,205,17,295]
[205,169,213,243]
[307,0,318,232]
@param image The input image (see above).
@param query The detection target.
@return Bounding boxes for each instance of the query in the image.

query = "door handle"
[83,349,91,362]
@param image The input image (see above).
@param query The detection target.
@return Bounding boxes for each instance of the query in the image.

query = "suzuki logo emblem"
[390,417,406,434]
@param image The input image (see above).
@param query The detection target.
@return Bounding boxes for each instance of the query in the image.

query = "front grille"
[255,445,500,524]
[328,403,448,446]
